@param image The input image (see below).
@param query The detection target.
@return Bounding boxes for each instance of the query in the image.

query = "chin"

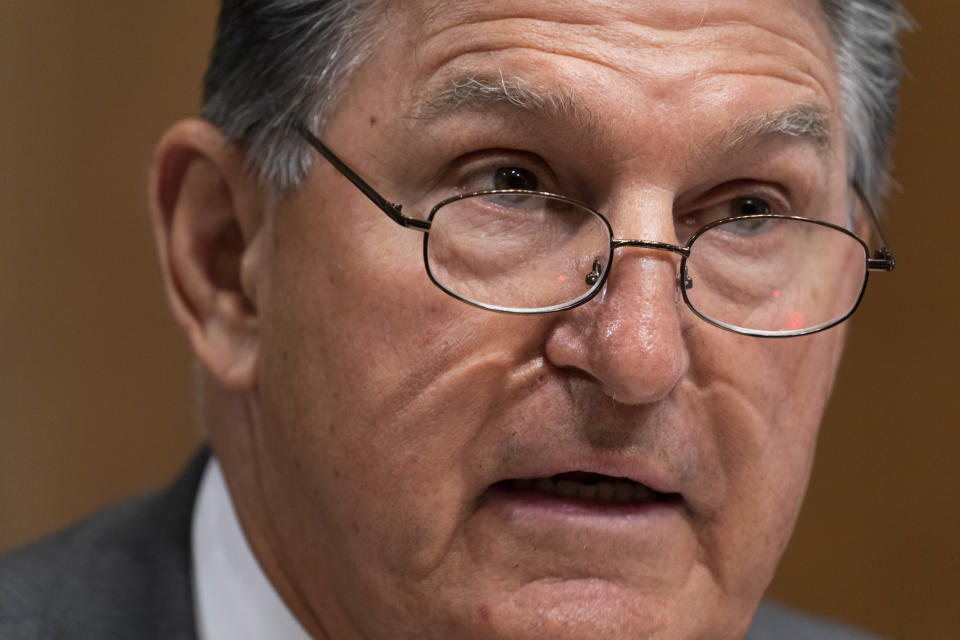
[422,579,748,640]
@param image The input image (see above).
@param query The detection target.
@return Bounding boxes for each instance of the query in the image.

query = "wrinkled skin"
[156,0,852,638]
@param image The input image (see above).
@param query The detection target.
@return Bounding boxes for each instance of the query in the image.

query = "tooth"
[556,480,578,498]
[613,483,634,503]
[534,478,554,493]
[596,482,614,501]
[578,483,598,500]
[512,479,533,491]
[633,484,654,501]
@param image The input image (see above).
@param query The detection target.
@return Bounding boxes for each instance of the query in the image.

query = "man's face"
[239,0,847,637]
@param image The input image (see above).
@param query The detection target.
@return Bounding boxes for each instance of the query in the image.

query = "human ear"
[147,119,263,390]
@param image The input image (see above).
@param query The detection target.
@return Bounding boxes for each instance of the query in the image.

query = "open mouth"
[493,471,681,506]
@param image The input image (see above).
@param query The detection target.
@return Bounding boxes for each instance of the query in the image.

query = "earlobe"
[148,119,262,390]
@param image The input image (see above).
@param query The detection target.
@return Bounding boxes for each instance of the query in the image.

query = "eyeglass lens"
[426,192,611,312]
[424,192,868,334]
[684,216,867,334]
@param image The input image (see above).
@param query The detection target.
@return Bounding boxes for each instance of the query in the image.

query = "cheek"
[694,324,843,473]
[686,326,844,593]
[255,200,553,578]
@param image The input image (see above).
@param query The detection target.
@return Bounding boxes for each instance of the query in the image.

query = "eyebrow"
[410,72,597,133]
[706,103,833,158]
[411,72,831,155]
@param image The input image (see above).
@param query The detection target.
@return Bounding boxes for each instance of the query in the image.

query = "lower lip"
[483,485,684,521]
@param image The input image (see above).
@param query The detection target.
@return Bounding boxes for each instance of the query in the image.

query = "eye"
[730,196,772,216]
[676,191,784,242]
[493,167,539,191]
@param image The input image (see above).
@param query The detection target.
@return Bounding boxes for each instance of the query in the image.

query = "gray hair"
[820,0,910,202]
[202,0,381,191]
[202,0,907,203]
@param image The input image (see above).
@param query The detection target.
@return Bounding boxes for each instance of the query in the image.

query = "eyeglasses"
[295,123,895,338]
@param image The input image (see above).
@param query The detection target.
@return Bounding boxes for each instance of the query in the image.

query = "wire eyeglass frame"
[294,122,895,338]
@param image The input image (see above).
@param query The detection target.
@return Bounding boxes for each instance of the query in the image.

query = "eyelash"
[688,185,791,217]
[443,151,559,195]
[673,186,791,241]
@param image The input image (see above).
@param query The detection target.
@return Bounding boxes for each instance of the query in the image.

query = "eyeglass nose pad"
[585,259,603,286]
[682,274,693,290]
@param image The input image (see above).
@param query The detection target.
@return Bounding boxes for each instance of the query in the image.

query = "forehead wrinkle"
[413,0,825,39]
[401,26,835,149]
[410,2,834,78]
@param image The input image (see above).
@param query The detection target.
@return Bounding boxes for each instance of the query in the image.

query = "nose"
[544,247,690,405]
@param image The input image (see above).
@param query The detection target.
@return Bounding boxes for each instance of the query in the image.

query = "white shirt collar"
[192,456,313,640]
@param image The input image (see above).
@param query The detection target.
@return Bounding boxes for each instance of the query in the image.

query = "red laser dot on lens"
[784,312,805,331]
[557,275,566,283]
[773,289,781,298]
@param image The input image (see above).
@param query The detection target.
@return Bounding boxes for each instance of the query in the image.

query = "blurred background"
[0,2,956,638]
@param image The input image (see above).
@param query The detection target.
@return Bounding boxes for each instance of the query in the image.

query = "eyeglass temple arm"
[294,122,431,231]
[854,184,896,272]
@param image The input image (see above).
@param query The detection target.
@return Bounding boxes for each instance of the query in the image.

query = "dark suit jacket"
[0,451,206,640]
[0,450,881,639]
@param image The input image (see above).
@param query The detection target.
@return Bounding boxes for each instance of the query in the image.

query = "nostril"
[543,254,691,407]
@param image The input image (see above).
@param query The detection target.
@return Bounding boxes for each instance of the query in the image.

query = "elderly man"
[0,0,905,638]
